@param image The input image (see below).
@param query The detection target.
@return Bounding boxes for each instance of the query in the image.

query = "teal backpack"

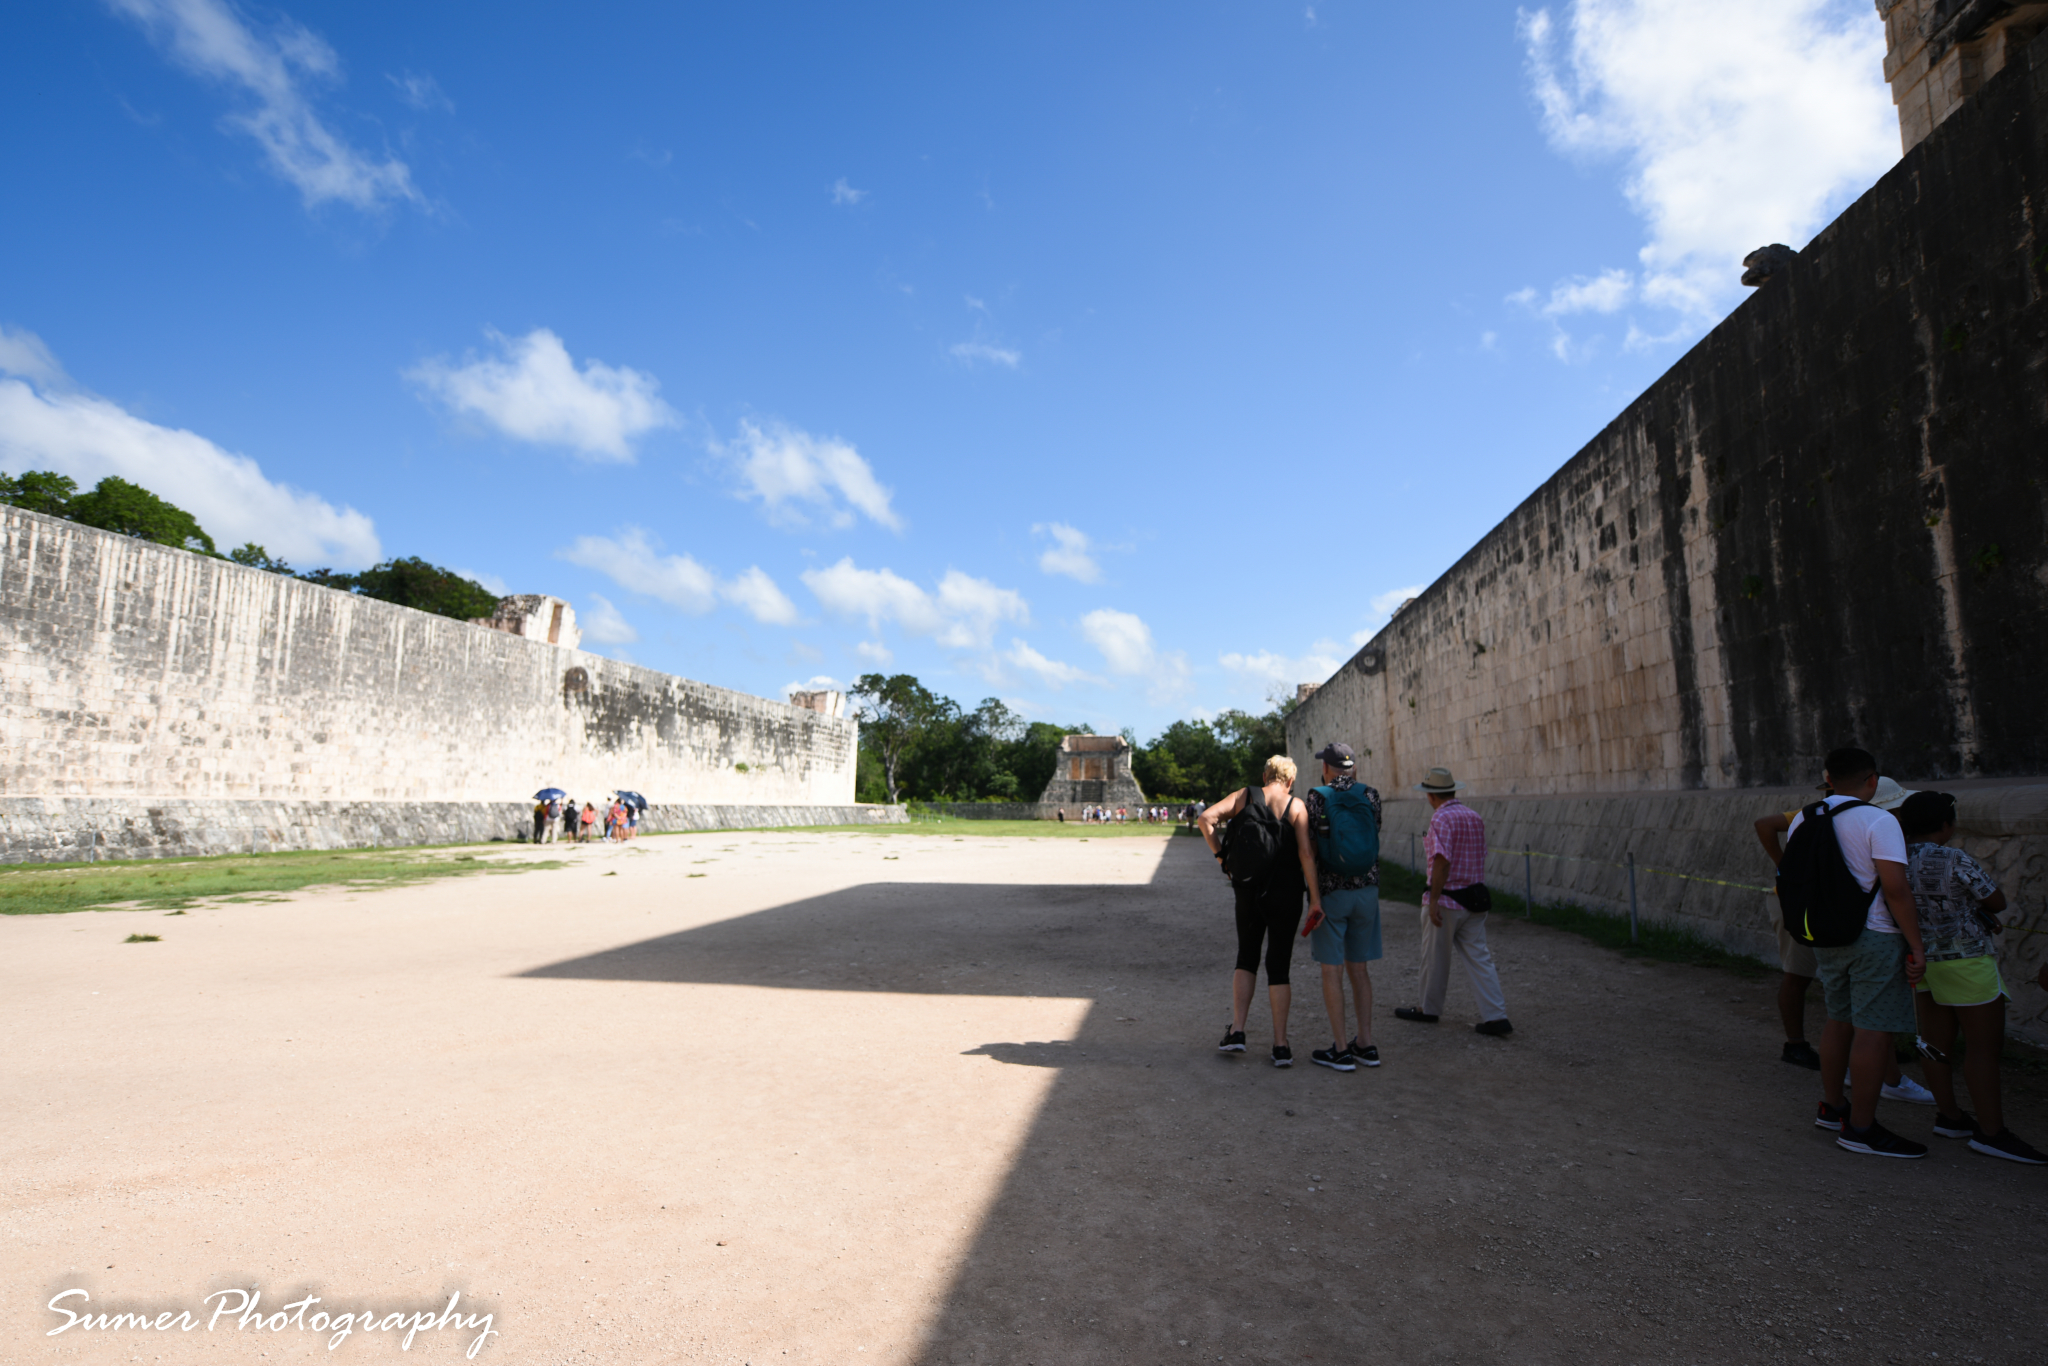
[1312,784,1380,877]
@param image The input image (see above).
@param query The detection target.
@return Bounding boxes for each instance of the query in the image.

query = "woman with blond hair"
[1199,755,1322,1068]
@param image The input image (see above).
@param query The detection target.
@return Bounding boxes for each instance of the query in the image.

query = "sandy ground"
[5,830,2046,1366]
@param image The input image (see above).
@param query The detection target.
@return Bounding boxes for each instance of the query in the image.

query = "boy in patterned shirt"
[1898,790,2045,1165]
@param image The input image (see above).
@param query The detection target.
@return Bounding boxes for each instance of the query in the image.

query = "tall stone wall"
[1290,30,2048,801]
[1286,30,2048,1037]
[0,508,858,826]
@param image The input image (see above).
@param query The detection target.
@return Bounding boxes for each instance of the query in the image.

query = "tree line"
[0,470,501,622]
[849,672,1294,806]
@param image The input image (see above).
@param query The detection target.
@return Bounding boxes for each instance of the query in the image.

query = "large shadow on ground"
[519,837,2039,1365]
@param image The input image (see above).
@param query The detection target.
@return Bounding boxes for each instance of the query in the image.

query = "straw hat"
[1871,776,1915,811]
[1415,766,1463,794]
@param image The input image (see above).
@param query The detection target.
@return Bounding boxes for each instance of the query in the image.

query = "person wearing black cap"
[1304,743,1385,1071]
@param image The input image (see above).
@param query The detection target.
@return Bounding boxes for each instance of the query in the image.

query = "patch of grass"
[123,933,161,943]
[0,847,569,916]
[1375,860,1772,978]
[761,816,1182,839]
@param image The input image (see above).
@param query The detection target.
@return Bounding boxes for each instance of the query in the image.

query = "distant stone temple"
[1038,734,1148,811]
[787,689,846,718]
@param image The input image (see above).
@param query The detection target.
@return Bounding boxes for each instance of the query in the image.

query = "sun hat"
[1314,742,1356,769]
[1415,766,1463,794]
[1871,776,1916,811]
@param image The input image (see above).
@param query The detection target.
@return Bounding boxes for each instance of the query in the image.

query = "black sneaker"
[1348,1039,1380,1068]
[1271,1045,1293,1068]
[1933,1112,1976,1140]
[1836,1121,1928,1159]
[1969,1128,2048,1165]
[1475,1018,1514,1037]
[1218,1027,1247,1053]
[1814,1100,1849,1131]
[1781,1040,1821,1070]
[1311,1046,1356,1072]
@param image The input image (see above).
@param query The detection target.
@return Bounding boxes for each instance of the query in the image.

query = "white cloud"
[561,528,715,613]
[855,640,893,665]
[726,419,902,531]
[582,593,639,645]
[408,328,677,461]
[559,526,798,623]
[109,0,421,212]
[1033,522,1100,582]
[1350,584,1427,644]
[1520,1,1895,332]
[1521,267,1634,317]
[802,558,1028,650]
[388,69,451,112]
[1220,643,1344,698]
[830,177,867,205]
[784,673,844,698]
[722,565,800,626]
[0,327,380,567]
[454,567,509,596]
[1080,607,1191,701]
[1005,639,1099,689]
[949,341,1021,369]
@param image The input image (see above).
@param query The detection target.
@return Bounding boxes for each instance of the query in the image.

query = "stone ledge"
[0,798,906,864]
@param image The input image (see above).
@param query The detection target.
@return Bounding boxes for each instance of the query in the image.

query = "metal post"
[1523,849,1533,917]
[1627,851,1639,944]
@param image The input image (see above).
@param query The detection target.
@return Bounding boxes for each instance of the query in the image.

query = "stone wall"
[1287,33,2048,1040]
[0,797,905,863]
[0,509,860,847]
[1290,31,2048,799]
[1365,783,2048,1043]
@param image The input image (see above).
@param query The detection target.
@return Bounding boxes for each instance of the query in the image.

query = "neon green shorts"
[1914,956,2007,1008]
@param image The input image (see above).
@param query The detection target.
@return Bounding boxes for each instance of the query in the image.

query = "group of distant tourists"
[1198,743,1509,1073]
[1069,805,1177,823]
[530,796,640,844]
[1755,745,2040,1164]
[1196,736,2041,1165]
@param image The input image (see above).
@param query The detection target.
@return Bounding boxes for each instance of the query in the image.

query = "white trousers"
[1418,901,1508,1023]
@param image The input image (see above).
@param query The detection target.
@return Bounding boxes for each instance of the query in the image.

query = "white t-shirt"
[1786,795,1908,933]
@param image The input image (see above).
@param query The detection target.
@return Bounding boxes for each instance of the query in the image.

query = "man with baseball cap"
[1395,766,1512,1035]
[1304,743,1385,1071]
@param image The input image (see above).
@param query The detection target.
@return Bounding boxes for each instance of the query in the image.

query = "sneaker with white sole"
[1271,1045,1293,1068]
[1311,1046,1355,1072]
[1882,1076,1936,1105]
[1836,1120,1927,1159]
[1932,1112,1976,1139]
[1218,1026,1247,1053]
[1347,1039,1381,1068]
[1969,1128,2048,1165]
[1814,1100,1849,1132]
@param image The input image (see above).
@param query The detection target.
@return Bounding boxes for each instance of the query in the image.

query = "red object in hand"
[1301,907,1324,938]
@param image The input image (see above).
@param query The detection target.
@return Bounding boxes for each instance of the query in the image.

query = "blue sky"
[0,1,1899,737]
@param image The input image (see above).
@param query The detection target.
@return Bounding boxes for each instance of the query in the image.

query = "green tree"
[850,673,945,804]
[65,476,216,554]
[0,470,80,517]
[302,557,501,622]
[229,544,295,574]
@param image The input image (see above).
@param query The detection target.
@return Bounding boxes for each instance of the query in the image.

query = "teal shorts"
[1311,886,1382,966]
[1811,928,1916,1033]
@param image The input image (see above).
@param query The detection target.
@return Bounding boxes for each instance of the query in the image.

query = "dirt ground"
[5,830,2045,1365]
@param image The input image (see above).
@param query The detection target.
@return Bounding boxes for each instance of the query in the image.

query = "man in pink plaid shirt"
[1394,766,1512,1035]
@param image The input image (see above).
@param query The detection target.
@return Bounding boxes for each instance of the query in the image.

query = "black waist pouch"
[1444,883,1493,914]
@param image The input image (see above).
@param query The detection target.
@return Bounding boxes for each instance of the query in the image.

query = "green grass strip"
[1373,859,1773,978]
[0,846,568,916]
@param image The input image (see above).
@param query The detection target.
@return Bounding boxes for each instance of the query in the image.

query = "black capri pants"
[1233,876,1304,986]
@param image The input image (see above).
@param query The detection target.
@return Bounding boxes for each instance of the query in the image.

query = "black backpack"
[1776,798,1877,948]
[1223,786,1292,889]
